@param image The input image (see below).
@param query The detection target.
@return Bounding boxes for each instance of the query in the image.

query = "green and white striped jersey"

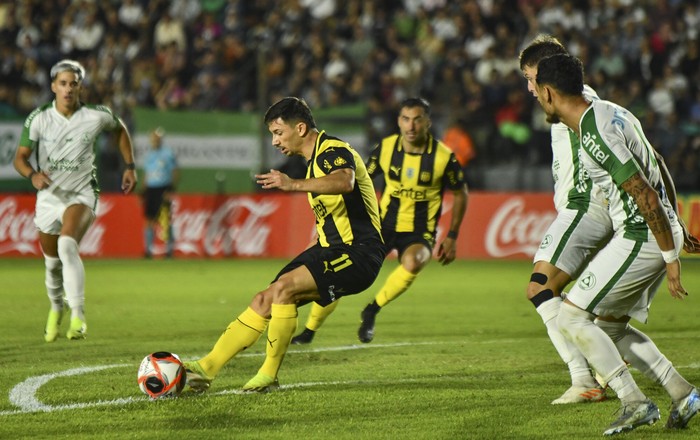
[20,101,120,195]
[577,99,677,241]
[551,85,609,224]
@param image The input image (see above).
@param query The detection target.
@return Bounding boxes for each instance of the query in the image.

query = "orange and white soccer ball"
[137,352,186,399]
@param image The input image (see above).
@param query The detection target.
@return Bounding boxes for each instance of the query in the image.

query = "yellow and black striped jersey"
[307,131,383,247]
[366,133,465,235]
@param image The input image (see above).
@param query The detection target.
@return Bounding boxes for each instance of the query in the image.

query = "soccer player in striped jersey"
[535,53,699,435]
[13,59,137,342]
[184,97,385,392]
[519,35,612,405]
[290,97,468,345]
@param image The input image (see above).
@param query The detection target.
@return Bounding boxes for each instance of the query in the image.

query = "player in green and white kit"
[14,60,137,342]
[535,53,699,436]
[520,35,612,405]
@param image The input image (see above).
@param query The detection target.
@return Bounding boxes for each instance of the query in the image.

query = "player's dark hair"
[399,97,431,116]
[264,97,317,129]
[519,34,567,70]
[536,54,584,97]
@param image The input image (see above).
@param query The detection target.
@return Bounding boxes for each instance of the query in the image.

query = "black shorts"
[382,230,435,257]
[143,185,172,219]
[274,240,386,307]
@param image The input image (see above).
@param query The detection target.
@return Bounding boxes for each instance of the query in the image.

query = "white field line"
[0,341,445,416]
[2,341,699,416]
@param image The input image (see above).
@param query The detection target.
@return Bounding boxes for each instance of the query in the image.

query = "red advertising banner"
[1,192,699,259]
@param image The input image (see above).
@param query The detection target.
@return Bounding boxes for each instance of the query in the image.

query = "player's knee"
[595,319,628,343]
[267,277,296,304]
[402,258,426,274]
[526,272,549,300]
[250,291,272,316]
[557,302,594,332]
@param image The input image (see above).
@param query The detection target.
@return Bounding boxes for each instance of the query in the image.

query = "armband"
[27,170,37,180]
[125,163,136,171]
[447,230,458,240]
[661,249,679,264]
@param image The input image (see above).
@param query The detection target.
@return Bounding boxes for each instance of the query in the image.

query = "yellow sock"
[305,300,339,331]
[375,265,417,307]
[258,304,297,378]
[199,307,269,377]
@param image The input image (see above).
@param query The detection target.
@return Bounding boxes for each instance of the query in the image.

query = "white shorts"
[34,187,98,235]
[566,227,684,323]
[534,208,613,278]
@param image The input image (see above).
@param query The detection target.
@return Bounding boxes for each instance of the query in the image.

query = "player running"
[290,97,468,345]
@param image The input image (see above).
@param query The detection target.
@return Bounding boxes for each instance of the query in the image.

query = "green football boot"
[66,317,87,340]
[44,309,64,342]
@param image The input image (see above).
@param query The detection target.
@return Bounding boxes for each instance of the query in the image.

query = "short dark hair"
[519,34,567,70]
[399,97,431,116]
[264,97,317,128]
[536,54,584,97]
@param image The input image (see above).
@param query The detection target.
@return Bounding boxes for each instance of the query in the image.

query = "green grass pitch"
[1,258,699,439]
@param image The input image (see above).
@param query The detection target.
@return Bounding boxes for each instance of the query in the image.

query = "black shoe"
[358,302,380,343]
[291,328,315,345]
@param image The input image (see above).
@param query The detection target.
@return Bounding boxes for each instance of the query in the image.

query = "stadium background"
[0,0,698,258]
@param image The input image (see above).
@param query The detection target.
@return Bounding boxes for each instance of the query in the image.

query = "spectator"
[118,0,145,31]
[590,41,626,82]
[72,9,105,59]
[2,0,700,196]
[154,12,187,52]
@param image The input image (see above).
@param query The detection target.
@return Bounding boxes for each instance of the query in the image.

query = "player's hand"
[678,217,700,253]
[683,232,700,253]
[437,238,457,266]
[30,171,52,190]
[122,169,137,194]
[665,259,687,299]
[256,169,294,191]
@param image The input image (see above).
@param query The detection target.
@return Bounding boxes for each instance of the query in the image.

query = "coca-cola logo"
[485,197,556,257]
[173,197,279,256]
[0,197,114,256]
[0,198,37,254]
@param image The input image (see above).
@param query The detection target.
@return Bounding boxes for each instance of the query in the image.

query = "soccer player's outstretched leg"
[185,97,384,392]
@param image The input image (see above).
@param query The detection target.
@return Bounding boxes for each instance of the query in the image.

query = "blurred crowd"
[1,0,699,191]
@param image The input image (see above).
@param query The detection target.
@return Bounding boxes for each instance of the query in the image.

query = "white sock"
[557,302,646,403]
[57,236,85,321]
[596,320,693,402]
[536,297,595,387]
[44,255,64,311]
[607,367,647,404]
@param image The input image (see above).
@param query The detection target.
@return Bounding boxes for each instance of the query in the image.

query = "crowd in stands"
[0,0,698,191]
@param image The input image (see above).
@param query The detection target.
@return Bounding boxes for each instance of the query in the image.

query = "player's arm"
[621,172,686,298]
[437,184,468,265]
[115,118,137,194]
[256,168,354,194]
[437,153,469,265]
[448,184,468,235]
[655,150,699,253]
[14,145,51,190]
